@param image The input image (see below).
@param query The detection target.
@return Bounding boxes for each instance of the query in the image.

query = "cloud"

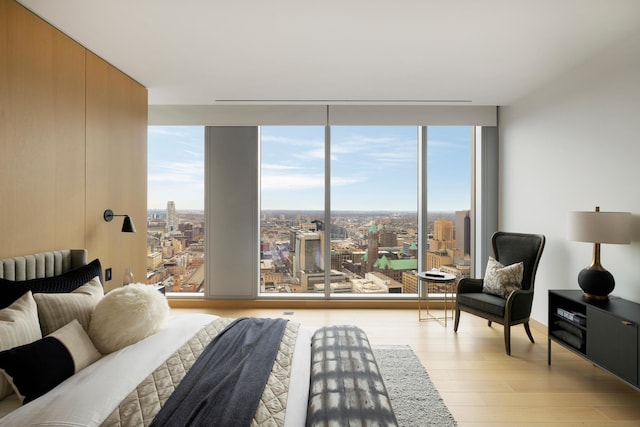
[183,149,201,157]
[261,173,324,190]
[261,134,323,148]
[428,139,467,152]
[367,150,416,164]
[148,160,203,183]
[291,148,327,161]
[148,127,193,138]
[331,175,367,186]
[262,171,367,190]
[330,133,417,166]
[262,163,302,171]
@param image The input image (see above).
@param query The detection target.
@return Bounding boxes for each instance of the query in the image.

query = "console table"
[548,289,640,390]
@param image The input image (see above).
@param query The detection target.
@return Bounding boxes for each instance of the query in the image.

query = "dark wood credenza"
[548,289,640,390]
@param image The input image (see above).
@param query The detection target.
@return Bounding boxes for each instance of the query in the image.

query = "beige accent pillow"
[33,276,103,336]
[482,256,524,298]
[0,292,42,399]
[48,319,102,372]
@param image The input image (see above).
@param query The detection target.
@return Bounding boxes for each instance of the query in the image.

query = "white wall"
[499,31,640,324]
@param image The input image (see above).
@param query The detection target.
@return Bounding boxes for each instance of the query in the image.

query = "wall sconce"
[103,209,136,233]
[568,206,631,299]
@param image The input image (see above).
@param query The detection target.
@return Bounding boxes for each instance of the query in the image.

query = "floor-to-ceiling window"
[147,126,205,294]
[425,126,473,296]
[258,125,471,298]
[147,117,492,301]
[330,126,419,296]
[260,127,325,295]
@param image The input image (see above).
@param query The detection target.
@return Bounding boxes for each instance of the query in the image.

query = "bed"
[0,249,398,426]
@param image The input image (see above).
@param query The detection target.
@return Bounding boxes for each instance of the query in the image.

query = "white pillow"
[89,283,169,354]
[482,256,524,298]
[0,292,42,399]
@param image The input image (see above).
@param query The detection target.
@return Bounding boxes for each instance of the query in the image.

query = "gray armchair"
[454,232,545,355]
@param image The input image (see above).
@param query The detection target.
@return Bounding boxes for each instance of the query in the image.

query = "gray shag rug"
[372,345,457,427]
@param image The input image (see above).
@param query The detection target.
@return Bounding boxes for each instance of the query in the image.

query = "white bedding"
[0,313,311,427]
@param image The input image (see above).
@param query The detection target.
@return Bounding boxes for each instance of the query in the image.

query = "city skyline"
[148,125,471,212]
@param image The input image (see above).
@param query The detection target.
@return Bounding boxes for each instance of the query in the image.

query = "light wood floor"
[171,307,640,426]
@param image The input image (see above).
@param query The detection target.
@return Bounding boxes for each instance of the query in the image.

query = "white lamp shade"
[568,211,631,244]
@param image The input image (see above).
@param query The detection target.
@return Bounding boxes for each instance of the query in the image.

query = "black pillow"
[0,259,103,309]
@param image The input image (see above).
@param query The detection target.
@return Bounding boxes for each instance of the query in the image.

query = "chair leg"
[504,326,511,356]
[454,308,460,332]
[524,322,535,343]
[487,320,492,327]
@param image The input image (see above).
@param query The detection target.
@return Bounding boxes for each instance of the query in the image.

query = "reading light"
[568,206,630,299]
[103,209,136,233]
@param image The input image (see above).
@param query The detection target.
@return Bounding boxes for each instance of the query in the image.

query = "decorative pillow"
[89,283,170,354]
[554,320,584,339]
[0,258,103,310]
[0,319,101,404]
[0,292,42,399]
[33,276,104,336]
[482,256,524,298]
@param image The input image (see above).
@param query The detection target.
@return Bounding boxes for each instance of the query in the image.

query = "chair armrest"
[457,278,484,294]
[506,288,534,320]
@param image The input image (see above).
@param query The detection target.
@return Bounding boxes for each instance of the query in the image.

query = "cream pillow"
[0,292,42,399]
[33,276,103,336]
[482,256,524,298]
[89,283,169,354]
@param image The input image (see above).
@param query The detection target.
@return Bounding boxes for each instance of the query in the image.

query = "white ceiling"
[17,0,640,106]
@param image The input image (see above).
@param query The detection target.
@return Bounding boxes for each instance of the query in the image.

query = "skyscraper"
[293,230,323,276]
[367,223,379,272]
[455,210,471,256]
[430,220,455,251]
[167,201,177,233]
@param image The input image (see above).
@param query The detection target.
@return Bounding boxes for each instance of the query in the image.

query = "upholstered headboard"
[0,249,87,281]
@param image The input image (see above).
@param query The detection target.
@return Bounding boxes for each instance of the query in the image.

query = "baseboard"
[168,298,447,310]
[167,299,551,332]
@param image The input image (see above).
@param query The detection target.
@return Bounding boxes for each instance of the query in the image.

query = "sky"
[148,125,471,212]
[148,126,205,211]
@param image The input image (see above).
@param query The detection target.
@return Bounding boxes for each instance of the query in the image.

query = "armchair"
[454,232,545,355]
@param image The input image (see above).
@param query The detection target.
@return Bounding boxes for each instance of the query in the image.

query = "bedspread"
[102,318,300,427]
[0,314,310,427]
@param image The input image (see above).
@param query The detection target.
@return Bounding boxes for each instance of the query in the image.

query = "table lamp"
[568,206,631,299]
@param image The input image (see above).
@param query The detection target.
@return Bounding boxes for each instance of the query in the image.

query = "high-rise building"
[455,210,471,255]
[433,219,454,241]
[367,223,379,272]
[292,229,332,291]
[430,219,455,251]
[167,201,177,232]
[379,227,398,247]
[293,230,324,277]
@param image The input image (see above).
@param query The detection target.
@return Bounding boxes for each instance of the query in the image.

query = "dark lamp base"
[578,268,615,299]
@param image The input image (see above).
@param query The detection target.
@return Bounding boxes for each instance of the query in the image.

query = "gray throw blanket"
[150,317,288,427]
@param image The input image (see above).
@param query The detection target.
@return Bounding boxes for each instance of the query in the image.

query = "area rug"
[372,345,457,426]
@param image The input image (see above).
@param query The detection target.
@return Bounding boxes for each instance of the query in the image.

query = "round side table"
[417,270,457,325]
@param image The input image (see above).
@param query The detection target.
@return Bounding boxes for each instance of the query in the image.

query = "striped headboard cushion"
[0,250,87,281]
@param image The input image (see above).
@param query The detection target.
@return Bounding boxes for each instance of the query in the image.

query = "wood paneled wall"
[0,0,147,291]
